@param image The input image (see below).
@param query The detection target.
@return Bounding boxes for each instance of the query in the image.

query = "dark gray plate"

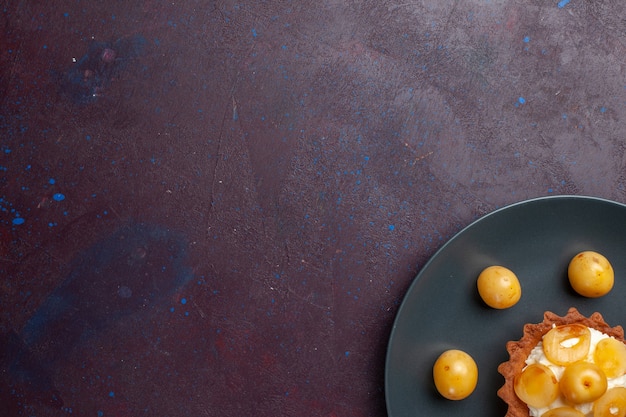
[385,195,626,417]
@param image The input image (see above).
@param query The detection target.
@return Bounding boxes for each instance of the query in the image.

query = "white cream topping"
[525,327,626,417]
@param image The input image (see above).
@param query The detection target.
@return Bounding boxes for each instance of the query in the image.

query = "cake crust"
[497,307,625,417]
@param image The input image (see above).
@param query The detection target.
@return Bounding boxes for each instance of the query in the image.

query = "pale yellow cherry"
[432,349,478,400]
[593,387,626,417]
[568,251,614,298]
[476,265,522,309]
[559,362,607,404]
[543,324,591,366]
[593,338,626,379]
[514,363,559,408]
[541,406,585,417]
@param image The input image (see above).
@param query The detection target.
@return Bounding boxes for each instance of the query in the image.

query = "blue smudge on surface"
[21,222,192,356]
[60,35,146,104]
[2,222,193,408]
[558,0,571,8]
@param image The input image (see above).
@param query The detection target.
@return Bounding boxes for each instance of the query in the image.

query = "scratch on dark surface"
[209,102,230,211]
[232,95,239,121]
[209,35,252,211]
[285,285,331,311]
[192,299,207,319]
[403,142,434,165]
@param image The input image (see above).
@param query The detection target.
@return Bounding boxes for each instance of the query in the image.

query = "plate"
[385,195,626,417]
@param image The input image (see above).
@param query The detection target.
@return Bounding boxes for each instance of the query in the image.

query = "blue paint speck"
[49,178,56,184]
[12,217,25,225]
[98,411,104,417]
[53,193,66,201]
[170,307,175,313]
[600,107,607,113]
[251,28,258,38]
[523,36,530,43]
[108,391,114,398]
[388,224,395,231]
[345,351,350,357]
[518,97,526,105]
[558,0,570,8]
[180,298,187,305]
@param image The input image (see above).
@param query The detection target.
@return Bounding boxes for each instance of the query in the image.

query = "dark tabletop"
[2,1,626,416]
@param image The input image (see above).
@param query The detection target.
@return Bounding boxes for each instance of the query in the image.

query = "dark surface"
[386,196,626,417]
[1,1,626,416]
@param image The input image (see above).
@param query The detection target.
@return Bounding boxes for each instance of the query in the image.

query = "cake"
[497,307,626,417]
